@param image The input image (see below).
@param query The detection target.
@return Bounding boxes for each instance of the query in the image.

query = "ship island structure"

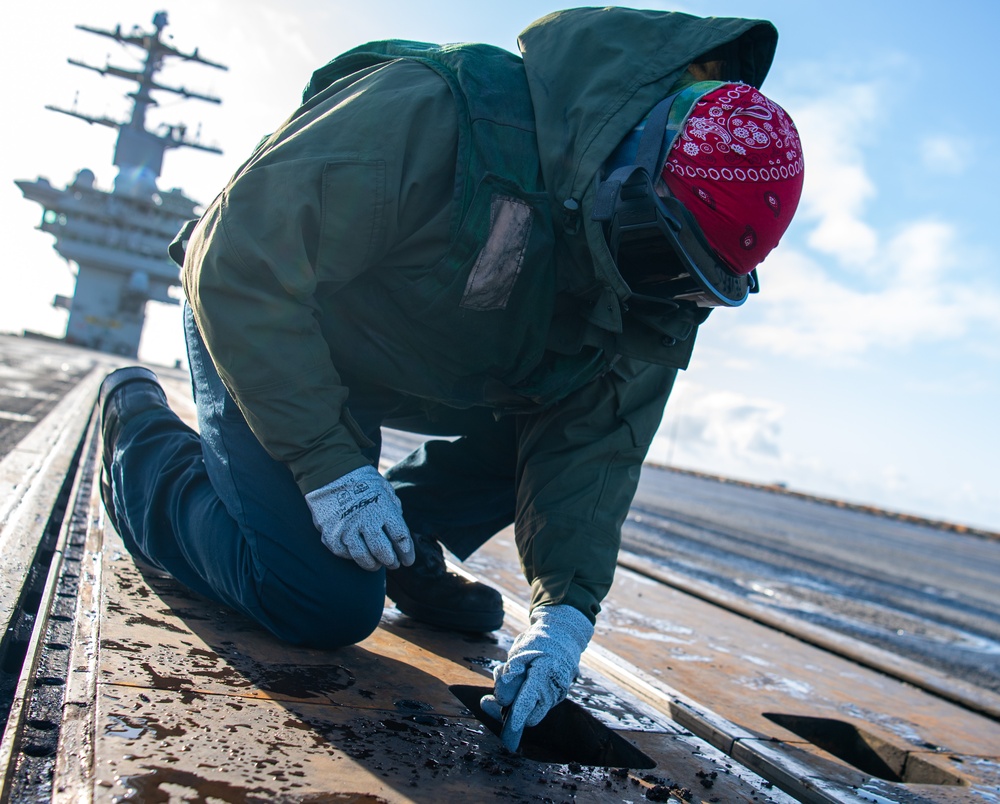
[16,12,226,358]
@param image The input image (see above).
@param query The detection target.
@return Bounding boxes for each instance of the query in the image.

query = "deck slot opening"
[450,684,655,768]
[763,713,966,786]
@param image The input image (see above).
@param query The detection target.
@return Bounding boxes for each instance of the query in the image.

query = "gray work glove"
[305,465,415,571]
[481,603,594,751]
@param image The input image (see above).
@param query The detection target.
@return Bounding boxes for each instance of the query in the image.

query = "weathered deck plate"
[81,522,791,802]
[0,339,992,802]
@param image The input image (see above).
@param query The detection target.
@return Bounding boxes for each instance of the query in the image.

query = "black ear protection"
[591,89,758,308]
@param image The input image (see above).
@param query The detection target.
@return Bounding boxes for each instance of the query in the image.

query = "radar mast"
[16,11,226,357]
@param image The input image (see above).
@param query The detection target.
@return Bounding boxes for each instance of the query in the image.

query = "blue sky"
[2,1,998,531]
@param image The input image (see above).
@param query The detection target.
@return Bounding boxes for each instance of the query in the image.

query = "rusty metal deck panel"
[464,534,1000,801]
[1,340,996,802]
[32,377,787,801]
[71,511,791,802]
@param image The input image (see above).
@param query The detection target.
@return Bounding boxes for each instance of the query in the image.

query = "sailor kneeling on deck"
[99,6,803,751]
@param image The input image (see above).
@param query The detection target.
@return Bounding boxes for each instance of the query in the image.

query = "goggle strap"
[592,164,643,221]
[592,90,682,222]
[634,91,680,174]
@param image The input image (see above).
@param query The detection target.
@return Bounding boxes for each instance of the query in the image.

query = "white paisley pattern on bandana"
[659,81,806,276]
[664,83,804,183]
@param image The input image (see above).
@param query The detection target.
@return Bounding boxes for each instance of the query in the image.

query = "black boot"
[98,367,169,534]
[385,531,504,632]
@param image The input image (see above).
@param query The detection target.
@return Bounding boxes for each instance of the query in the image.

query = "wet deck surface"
[620,476,1000,695]
[0,337,111,457]
[69,374,789,802]
[2,334,999,803]
[84,524,788,803]
[467,535,1000,801]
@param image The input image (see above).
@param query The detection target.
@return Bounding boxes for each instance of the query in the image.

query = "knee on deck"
[259,573,386,650]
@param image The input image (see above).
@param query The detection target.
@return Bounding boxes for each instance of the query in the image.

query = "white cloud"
[253,5,323,73]
[651,383,786,466]
[733,76,1000,362]
[792,82,880,267]
[731,219,1000,360]
[649,379,1000,531]
[919,136,969,175]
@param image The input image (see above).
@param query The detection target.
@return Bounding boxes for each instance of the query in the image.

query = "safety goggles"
[591,90,758,308]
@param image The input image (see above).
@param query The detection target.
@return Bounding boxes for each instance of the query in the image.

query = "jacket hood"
[517,7,778,308]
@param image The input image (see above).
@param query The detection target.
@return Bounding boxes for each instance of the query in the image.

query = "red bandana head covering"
[660,82,804,276]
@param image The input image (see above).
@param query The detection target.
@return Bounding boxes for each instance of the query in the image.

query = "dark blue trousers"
[106,306,515,647]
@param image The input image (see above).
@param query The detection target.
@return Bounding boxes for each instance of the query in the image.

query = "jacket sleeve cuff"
[292,450,373,496]
[529,571,603,625]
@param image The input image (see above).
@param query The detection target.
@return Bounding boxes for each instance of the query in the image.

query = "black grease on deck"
[87,529,783,803]
[0,416,88,748]
[2,403,97,801]
[13,336,996,800]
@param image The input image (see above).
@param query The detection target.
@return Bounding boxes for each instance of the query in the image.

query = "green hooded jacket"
[182,7,778,621]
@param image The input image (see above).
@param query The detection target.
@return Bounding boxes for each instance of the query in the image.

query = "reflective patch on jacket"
[461,195,533,311]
